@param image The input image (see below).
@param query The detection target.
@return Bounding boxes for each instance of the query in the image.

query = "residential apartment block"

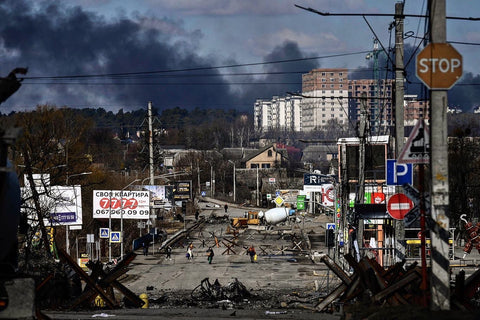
[253,95,302,133]
[301,68,349,131]
[348,78,394,135]
[254,68,399,134]
[404,95,429,126]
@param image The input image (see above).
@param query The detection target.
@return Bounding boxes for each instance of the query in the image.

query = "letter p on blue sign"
[386,159,413,186]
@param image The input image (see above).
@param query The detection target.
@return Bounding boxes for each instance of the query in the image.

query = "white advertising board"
[22,185,83,227]
[92,190,150,220]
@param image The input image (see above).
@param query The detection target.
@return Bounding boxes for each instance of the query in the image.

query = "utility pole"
[339,143,348,261]
[394,1,406,263]
[148,101,155,254]
[366,39,381,135]
[429,0,450,310]
[148,101,154,186]
[356,93,369,256]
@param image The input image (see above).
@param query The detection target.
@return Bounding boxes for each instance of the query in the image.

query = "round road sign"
[416,43,462,89]
[387,193,414,220]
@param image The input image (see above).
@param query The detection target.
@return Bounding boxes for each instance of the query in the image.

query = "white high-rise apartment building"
[301,68,349,132]
[253,68,397,134]
[254,95,302,133]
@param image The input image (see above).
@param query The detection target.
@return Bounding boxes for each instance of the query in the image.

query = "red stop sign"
[387,193,414,220]
[416,43,462,89]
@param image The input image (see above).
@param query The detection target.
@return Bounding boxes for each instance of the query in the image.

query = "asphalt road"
[44,199,340,319]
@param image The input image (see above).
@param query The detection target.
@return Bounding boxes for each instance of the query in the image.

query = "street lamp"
[120,179,141,259]
[205,160,214,197]
[228,160,236,203]
[65,172,92,255]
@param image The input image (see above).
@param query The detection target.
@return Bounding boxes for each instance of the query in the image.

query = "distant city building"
[301,68,349,131]
[254,95,302,133]
[404,95,429,126]
[253,68,420,135]
[348,78,394,135]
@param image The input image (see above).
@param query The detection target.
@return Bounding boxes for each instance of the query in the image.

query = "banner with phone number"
[93,190,150,219]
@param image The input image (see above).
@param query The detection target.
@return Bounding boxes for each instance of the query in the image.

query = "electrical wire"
[21,51,371,81]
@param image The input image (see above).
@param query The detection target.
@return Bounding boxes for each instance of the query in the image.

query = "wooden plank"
[320,255,352,285]
[57,249,117,309]
[372,270,420,302]
[316,283,347,311]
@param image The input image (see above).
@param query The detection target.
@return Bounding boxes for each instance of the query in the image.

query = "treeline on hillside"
[2,106,254,149]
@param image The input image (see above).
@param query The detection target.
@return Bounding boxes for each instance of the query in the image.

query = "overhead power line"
[21,51,371,81]
[294,4,480,20]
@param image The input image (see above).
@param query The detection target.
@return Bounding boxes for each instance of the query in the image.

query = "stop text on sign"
[418,58,461,74]
[415,43,462,89]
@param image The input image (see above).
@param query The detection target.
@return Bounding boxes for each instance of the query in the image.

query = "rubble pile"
[317,253,480,317]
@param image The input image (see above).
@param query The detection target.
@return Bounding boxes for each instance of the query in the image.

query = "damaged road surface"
[44,208,342,319]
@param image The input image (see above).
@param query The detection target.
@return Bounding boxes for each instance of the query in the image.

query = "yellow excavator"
[231,211,261,228]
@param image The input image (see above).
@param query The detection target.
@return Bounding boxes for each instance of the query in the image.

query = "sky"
[1,0,480,113]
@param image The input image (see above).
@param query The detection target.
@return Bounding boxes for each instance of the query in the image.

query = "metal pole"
[108,190,112,262]
[66,227,69,255]
[148,101,155,255]
[228,160,236,203]
[429,0,450,310]
[233,162,236,203]
[120,190,124,259]
[419,163,428,306]
[104,184,121,263]
[256,166,259,207]
[197,163,201,195]
[394,1,406,263]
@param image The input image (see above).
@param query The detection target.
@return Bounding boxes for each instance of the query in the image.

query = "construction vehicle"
[231,211,261,228]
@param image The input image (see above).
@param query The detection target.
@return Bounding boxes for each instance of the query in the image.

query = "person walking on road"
[224,204,228,213]
[142,242,148,256]
[166,245,172,260]
[246,245,256,263]
[206,247,214,264]
[187,243,194,260]
[195,210,200,221]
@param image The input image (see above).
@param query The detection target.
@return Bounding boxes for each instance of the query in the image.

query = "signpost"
[99,228,109,239]
[398,120,430,164]
[386,159,413,185]
[110,231,121,243]
[387,193,414,220]
[416,43,462,90]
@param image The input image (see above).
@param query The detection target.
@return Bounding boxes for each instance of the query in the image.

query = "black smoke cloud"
[239,40,320,100]
[0,0,317,113]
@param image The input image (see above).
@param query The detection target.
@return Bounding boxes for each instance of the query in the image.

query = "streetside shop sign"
[92,190,150,219]
[303,173,329,192]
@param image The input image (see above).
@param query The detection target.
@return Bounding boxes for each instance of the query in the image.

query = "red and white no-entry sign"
[387,193,414,220]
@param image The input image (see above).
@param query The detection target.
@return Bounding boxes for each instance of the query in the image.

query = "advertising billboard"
[22,185,83,226]
[92,190,150,220]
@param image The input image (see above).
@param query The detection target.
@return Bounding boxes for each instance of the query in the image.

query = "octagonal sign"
[416,43,462,89]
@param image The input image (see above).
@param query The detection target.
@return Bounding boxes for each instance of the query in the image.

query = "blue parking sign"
[386,159,413,186]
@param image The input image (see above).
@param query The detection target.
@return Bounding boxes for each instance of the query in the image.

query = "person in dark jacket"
[246,245,256,263]
[206,247,214,264]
